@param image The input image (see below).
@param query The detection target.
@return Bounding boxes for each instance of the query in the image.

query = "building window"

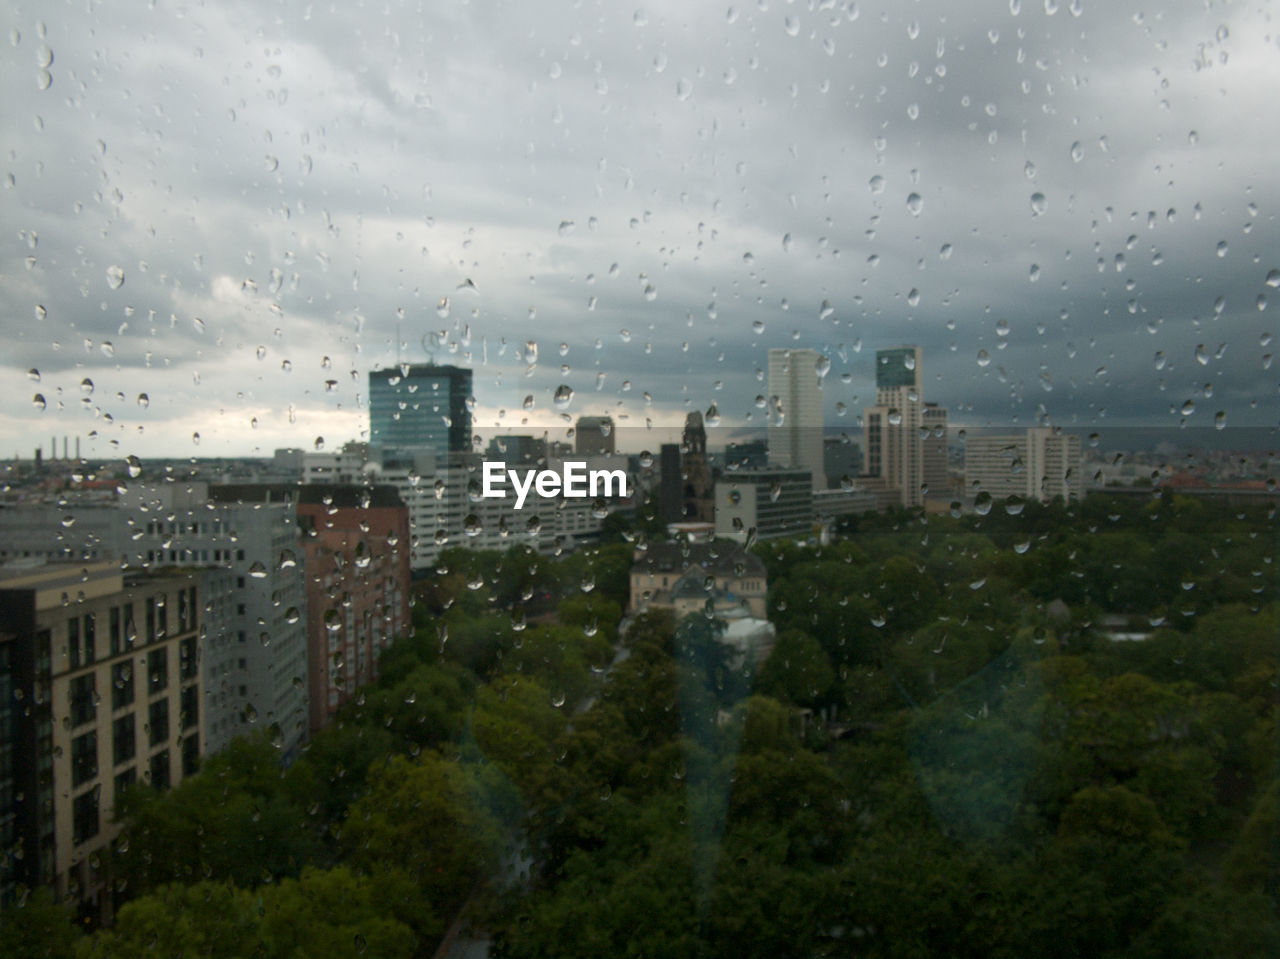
[146,597,155,643]
[114,767,136,797]
[69,673,95,727]
[83,613,96,665]
[109,606,121,656]
[181,684,199,732]
[149,699,169,747]
[177,588,189,633]
[72,789,99,845]
[149,750,170,791]
[181,735,199,777]
[148,648,168,694]
[156,596,167,639]
[113,713,136,766]
[180,638,198,681]
[112,662,134,711]
[71,731,98,787]
[67,616,81,670]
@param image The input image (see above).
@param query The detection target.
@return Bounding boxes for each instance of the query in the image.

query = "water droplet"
[868,175,885,194]
[553,384,575,410]
[1216,240,1228,258]
[436,297,449,318]
[704,403,720,426]
[31,393,45,410]
[1264,268,1279,288]
[906,192,923,216]
[125,455,142,478]
[106,265,125,289]
[976,349,991,367]
[558,220,575,236]
[1029,193,1047,215]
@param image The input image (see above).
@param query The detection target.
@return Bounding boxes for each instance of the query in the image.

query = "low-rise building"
[629,540,767,619]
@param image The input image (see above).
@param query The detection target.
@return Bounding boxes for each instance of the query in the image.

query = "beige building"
[965,427,1084,503]
[0,561,202,916]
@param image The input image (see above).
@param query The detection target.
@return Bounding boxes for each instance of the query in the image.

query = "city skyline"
[3,1,1278,462]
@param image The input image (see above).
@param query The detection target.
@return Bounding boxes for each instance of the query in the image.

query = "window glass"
[1,0,1276,952]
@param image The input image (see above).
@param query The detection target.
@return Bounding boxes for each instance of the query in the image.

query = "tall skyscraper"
[864,346,924,508]
[368,364,473,462]
[922,402,949,499]
[768,348,825,491]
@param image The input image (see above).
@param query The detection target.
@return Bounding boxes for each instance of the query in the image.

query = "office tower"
[965,427,1083,504]
[922,403,949,499]
[368,364,473,463]
[682,411,714,522]
[0,561,203,914]
[659,443,683,524]
[574,416,616,456]
[768,348,825,491]
[725,440,769,471]
[713,468,814,541]
[297,486,411,735]
[864,346,924,508]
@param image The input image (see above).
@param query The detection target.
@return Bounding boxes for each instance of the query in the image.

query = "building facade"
[368,364,473,462]
[713,468,814,541]
[0,562,202,915]
[297,486,411,734]
[768,348,825,491]
[864,345,924,508]
[965,428,1084,504]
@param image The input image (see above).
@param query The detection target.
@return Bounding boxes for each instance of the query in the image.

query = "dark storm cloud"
[2,0,1276,458]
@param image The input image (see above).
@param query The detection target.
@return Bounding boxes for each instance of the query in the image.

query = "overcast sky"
[2,0,1277,461]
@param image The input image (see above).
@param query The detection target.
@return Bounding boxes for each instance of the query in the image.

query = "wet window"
[1,0,1276,952]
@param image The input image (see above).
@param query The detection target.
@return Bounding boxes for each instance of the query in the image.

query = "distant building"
[922,403,949,499]
[0,561,203,915]
[297,486,411,735]
[724,439,769,471]
[864,346,924,508]
[714,468,814,541]
[629,540,768,619]
[658,443,683,524]
[823,435,863,490]
[574,416,616,456]
[965,428,1083,503]
[368,364,472,462]
[768,348,825,491]
[486,434,548,466]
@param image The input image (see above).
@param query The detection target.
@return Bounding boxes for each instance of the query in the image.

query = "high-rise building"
[658,443,683,524]
[864,346,924,508]
[0,561,203,915]
[768,348,825,491]
[574,416,616,456]
[368,364,473,462]
[824,435,863,490]
[965,428,1083,504]
[297,486,411,735]
[714,468,814,541]
[922,402,949,499]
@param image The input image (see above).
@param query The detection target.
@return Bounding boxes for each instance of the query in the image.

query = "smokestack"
[63,436,68,460]
[75,437,80,460]
[51,436,56,460]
